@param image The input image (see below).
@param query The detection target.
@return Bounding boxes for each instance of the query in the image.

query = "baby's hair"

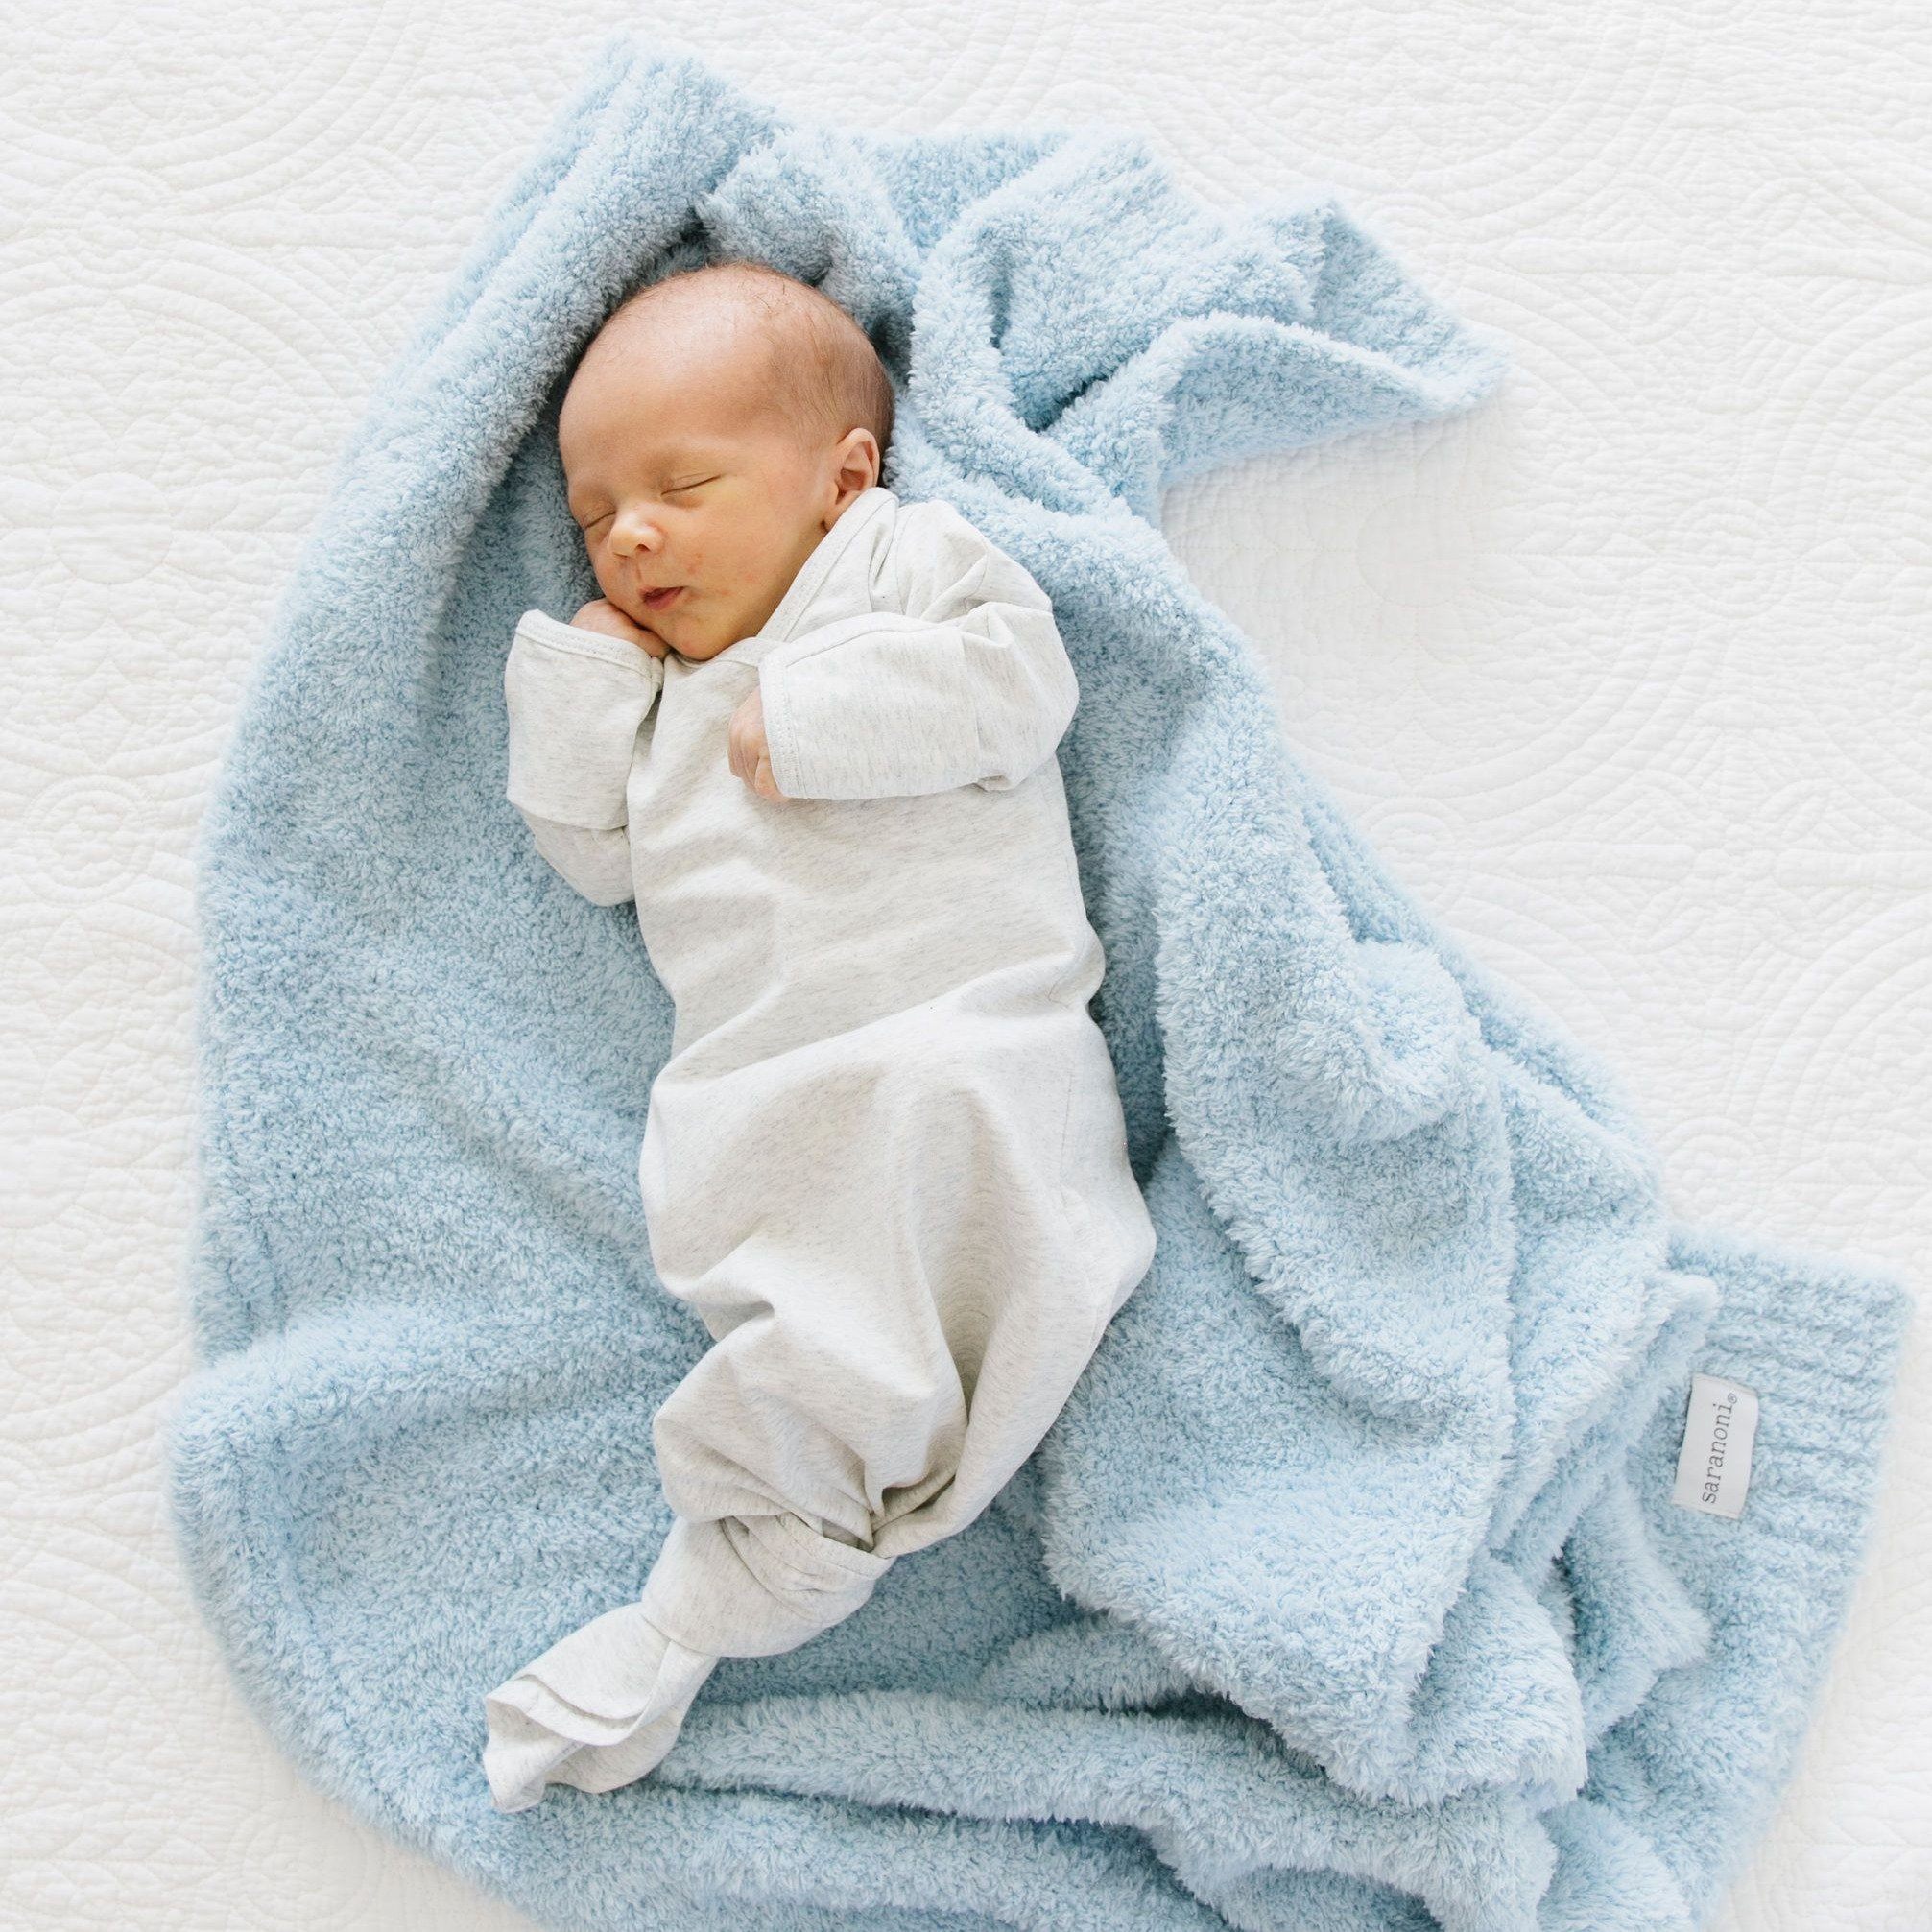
[599,258,895,460]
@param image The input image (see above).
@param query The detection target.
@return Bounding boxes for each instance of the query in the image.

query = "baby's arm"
[503,603,664,905]
[751,500,1079,801]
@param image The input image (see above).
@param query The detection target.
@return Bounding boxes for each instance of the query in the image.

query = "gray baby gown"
[482,485,1156,1809]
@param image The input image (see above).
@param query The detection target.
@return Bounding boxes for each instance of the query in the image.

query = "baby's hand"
[727,687,786,801]
[571,598,668,659]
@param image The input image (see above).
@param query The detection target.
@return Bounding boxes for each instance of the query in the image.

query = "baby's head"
[558,260,895,661]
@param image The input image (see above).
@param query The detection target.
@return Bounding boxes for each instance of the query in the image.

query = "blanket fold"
[166,34,1908,1932]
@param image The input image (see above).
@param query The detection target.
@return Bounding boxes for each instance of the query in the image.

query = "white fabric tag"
[1670,1371,1759,1519]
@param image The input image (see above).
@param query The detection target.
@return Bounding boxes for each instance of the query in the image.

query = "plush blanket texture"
[165,34,1909,1932]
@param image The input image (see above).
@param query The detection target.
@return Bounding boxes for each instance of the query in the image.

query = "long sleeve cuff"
[759,617,983,800]
[757,610,1077,801]
[503,608,662,827]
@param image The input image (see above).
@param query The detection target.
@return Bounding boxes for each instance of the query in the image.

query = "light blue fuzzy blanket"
[166,35,1908,1932]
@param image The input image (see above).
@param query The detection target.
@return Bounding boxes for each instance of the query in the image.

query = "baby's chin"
[677,644,748,666]
[658,607,773,664]
[658,620,738,664]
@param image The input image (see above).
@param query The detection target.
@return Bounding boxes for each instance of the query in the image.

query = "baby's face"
[558,307,866,662]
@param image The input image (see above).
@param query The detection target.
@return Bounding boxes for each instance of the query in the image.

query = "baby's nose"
[610,509,663,554]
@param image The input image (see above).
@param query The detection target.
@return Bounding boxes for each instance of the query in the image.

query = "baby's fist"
[727,687,786,801]
[571,598,667,658]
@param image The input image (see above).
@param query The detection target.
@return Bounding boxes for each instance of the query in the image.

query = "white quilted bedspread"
[4,5,1925,1928]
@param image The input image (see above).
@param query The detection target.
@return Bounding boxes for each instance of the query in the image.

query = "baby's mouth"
[640,585,686,613]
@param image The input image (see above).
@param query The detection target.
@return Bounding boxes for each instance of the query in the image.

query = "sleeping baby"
[480,259,1157,1811]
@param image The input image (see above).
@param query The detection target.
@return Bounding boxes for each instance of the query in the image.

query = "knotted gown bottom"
[483,960,1157,1811]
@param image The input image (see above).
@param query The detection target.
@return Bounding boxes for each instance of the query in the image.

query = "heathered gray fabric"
[483,485,1156,1810]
